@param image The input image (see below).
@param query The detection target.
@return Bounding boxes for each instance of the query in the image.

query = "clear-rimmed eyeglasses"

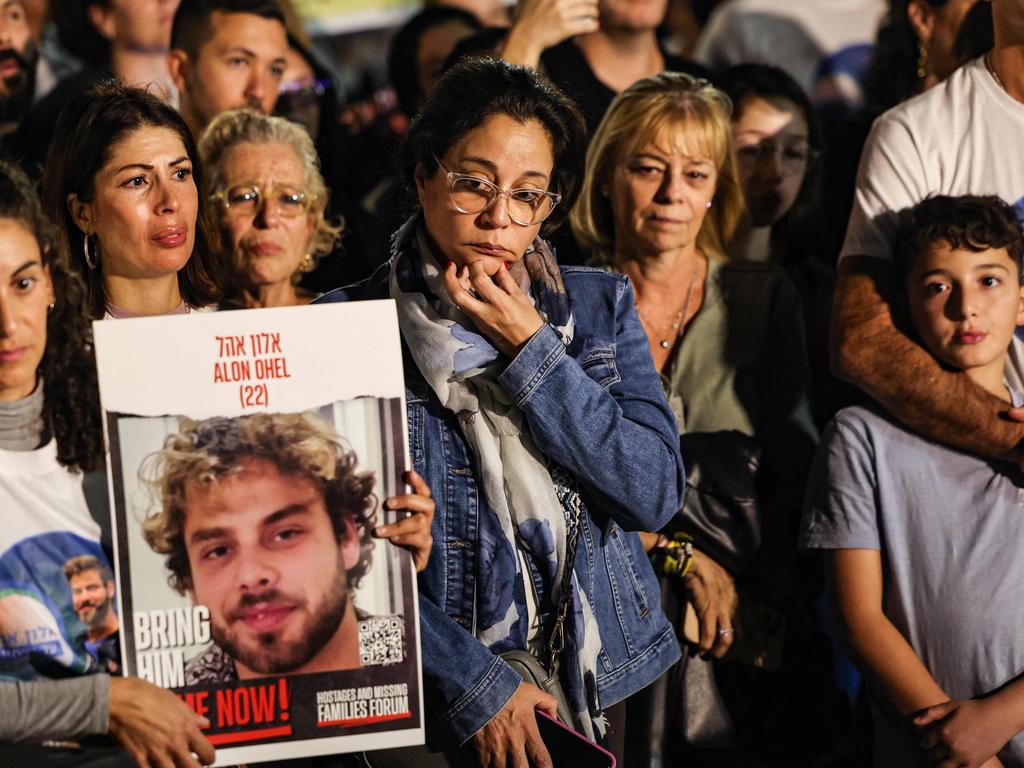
[434,156,561,226]
[735,140,819,176]
[210,183,316,219]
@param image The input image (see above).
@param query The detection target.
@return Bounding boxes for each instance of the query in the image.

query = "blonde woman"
[572,72,827,763]
[199,109,342,308]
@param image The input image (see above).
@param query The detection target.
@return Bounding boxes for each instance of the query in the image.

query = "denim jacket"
[316,264,684,747]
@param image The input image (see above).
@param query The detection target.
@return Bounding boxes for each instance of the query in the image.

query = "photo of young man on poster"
[140,411,389,684]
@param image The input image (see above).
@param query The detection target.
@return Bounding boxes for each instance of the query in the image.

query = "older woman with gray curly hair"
[199,109,343,308]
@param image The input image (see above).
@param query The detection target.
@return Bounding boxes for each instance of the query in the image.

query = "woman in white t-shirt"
[0,159,216,766]
[42,80,222,320]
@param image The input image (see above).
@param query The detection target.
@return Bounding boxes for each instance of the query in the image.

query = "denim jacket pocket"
[601,521,653,663]
[579,343,621,389]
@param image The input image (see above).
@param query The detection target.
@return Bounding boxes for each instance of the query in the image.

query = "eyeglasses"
[211,183,316,219]
[434,156,561,226]
[735,140,819,176]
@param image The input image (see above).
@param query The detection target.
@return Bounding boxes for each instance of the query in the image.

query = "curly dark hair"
[141,412,377,594]
[0,159,103,472]
[896,195,1024,279]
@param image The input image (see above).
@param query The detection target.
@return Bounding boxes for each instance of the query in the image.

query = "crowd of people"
[1,0,1023,766]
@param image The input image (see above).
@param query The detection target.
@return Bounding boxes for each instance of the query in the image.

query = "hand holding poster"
[94,302,423,766]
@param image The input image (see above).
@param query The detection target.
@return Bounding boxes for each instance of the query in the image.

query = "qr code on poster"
[358,615,405,666]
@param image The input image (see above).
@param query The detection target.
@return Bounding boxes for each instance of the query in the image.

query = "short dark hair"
[53,1,111,68]
[64,555,114,584]
[398,58,586,236]
[387,6,482,117]
[42,80,222,318]
[172,0,285,56]
[896,195,1024,278]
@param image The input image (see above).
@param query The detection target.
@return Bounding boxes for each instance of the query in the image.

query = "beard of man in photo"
[212,546,350,675]
[143,413,375,681]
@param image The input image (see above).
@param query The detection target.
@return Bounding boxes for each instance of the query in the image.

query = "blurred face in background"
[89,0,180,53]
[170,11,288,132]
[732,94,811,228]
[599,0,668,32]
[0,0,37,124]
[416,18,478,98]
[276,47,321,141]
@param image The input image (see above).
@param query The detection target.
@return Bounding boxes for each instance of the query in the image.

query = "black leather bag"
[673,430,762,577]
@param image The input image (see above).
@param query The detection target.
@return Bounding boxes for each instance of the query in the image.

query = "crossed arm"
[826,549,1018,768]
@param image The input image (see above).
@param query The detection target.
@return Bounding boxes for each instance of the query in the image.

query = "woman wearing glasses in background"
[319,58,684,768]
[720,63,856,429]
[199,109,342,309]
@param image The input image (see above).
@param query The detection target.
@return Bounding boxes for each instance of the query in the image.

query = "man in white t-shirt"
[834,0,1024,464]
[695,0,885,109]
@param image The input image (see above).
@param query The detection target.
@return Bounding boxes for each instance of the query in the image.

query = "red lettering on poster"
[212,332,292,409]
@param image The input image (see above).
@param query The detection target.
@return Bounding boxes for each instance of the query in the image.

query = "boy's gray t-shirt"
[802,403,1024,767]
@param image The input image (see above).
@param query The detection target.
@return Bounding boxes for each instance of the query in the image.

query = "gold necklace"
[635,257,702,350]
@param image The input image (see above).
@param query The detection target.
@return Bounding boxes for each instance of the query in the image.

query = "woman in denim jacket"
[317,59,684,766]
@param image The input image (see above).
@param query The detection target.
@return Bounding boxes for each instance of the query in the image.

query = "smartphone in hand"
[535,709,616,768]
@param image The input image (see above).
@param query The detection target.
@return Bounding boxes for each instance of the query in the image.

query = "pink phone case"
[535,709,617,768]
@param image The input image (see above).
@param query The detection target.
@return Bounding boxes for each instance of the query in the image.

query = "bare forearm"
[838,613,948,716]
[989,677,1024,735]
[500,26,544,67]
[832,257,1023,460]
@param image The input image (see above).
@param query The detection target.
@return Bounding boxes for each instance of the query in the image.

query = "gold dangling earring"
[301,252,314,273]
[83,235,98,270]
[917,42,928,80]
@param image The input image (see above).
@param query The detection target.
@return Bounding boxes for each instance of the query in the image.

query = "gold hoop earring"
[917,42,928,80]
[83,235,98,270]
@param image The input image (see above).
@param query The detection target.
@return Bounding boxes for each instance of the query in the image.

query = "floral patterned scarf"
[389,216,607,739]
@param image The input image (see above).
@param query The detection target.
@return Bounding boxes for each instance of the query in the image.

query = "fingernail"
[375,525,389,535]
[503,261,510,269]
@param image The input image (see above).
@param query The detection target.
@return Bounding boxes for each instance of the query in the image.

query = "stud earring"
[706,201,713,209]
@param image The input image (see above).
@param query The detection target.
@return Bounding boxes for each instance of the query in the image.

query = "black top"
[4,68,108,180]
[540,39,711,138]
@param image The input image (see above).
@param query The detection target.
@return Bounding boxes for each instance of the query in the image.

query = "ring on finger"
[717,628,734,637]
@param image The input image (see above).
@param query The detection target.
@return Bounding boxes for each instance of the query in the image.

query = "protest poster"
[93,302,423,765]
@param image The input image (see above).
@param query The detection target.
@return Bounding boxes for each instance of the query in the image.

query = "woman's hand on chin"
[443,260,545,357]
